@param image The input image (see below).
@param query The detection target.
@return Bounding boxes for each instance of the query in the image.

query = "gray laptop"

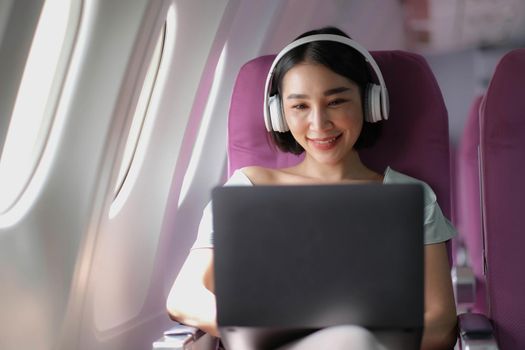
[212,184,424,350]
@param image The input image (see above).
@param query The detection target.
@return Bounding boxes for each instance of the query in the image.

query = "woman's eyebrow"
[286,87,351,100]
[324,86,351,96]
[286,87,352,100]
[286,93,309,100]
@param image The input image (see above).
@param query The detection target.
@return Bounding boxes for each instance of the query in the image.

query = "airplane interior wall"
[0,1,523,350]
[426,46,518,149]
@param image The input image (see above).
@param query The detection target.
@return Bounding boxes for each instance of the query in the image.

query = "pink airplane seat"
[479,48,525,349]
[228,50,452,219]
[455,94,487,314]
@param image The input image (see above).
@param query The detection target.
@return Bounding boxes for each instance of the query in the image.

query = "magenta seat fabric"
[228,51,452,217]
[455,95,486,313]
[227,55,305,173]
[479,48,525,349]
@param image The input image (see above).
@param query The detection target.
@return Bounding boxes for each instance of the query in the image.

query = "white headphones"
[263,34,389,132]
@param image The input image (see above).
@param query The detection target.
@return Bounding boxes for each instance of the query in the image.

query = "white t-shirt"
[192,167,457,249]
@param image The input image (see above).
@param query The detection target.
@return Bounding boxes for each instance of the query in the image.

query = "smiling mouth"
[307,134,342,144]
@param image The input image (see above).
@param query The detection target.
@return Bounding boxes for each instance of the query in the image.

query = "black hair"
[269,26,382,154]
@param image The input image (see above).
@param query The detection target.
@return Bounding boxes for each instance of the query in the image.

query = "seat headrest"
[228,50,451,216]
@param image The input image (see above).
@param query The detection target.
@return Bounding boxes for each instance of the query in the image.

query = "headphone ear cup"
[365,84,383,123]
[269,95,288,132]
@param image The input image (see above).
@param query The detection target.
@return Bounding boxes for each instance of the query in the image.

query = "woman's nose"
[309,107,333,131]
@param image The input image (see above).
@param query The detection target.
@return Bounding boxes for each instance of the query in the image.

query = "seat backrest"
[455,94,486,313]
[479,48,525,349]
[228,51,452,217]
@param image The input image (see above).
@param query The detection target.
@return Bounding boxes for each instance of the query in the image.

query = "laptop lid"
[213,184,424,349]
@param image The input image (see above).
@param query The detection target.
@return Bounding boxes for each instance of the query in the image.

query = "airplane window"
[94,5,177,331]
[112,24,166,200]
[178,44,228,207]
[0,0,75,215]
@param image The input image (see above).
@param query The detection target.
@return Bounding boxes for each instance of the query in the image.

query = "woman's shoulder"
[384,167,428,187]
[238,166,280,185]
[383,167,437,206]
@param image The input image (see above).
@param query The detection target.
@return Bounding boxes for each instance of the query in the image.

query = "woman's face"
[281,62,364,165]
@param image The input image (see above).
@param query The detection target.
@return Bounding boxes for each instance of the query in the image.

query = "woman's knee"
[315,325,380,348]
[278,325,385,350]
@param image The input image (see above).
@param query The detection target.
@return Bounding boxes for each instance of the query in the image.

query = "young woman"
[167,27,458,350]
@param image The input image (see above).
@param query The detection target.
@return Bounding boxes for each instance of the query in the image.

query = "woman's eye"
[292,104,307,110]
[328,99,347,106]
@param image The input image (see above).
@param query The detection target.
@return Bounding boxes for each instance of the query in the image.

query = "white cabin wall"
[0,1,187,349]
[260,0,406,55]
[160,0,287,301]
[71,1,241,349]
[425,50,478,147]
[159,0,244,301]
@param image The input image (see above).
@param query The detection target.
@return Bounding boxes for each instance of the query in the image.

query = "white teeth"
[312,137,337,144]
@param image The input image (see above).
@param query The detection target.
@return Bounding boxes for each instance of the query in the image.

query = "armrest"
[153,323,219,350]
[457,313,499,350]
[451,265,476,312]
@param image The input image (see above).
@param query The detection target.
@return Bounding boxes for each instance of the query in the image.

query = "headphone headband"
[263,34,389,132]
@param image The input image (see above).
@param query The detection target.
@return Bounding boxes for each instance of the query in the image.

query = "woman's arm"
[166,248,219,337]
[421,242,457,349]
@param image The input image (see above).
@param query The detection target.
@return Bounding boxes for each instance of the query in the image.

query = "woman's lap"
[275,325,387,350]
